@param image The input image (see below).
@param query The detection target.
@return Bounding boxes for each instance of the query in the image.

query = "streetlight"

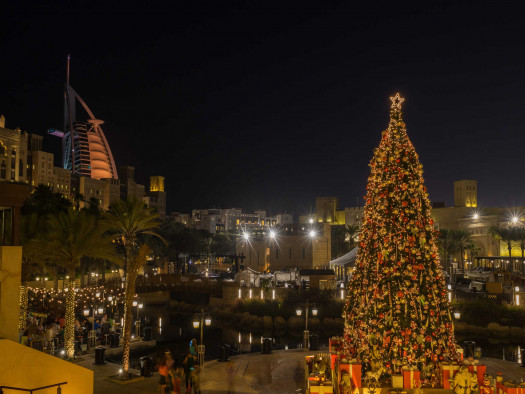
[193,308,212,366]
[308,218,314,224]
[269,230,276,239]
[243,232,250,241]
[453,311,461,320]
[295,300,316,350]
[309,230,316,238]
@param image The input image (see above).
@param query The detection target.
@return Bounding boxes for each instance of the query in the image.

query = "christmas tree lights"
[343,93,457,378]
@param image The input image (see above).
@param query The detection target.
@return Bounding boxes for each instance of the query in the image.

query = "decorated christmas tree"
[343,93,458,378]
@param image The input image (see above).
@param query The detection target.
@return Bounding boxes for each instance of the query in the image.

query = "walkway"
[81,348,525,393]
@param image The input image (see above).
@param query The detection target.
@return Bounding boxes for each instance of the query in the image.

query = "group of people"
[20,312,119,354]
[158,339,201,394]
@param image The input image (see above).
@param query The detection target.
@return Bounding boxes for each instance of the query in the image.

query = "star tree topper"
[390,92,405,110]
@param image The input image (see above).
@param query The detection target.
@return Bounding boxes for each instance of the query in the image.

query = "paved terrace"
[77,348,525,394]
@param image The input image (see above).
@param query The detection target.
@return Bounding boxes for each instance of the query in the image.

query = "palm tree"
[345,225,360,249]
[121,244,151,373]
[451,229,474,270]
[489,226,515,258]
[36,208,117,358]
[104,197,163,372]
[513,227,525,258]
[437,229,455,267]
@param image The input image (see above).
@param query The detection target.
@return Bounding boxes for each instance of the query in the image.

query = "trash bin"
[94,346,106,365]
[140,356,153,377]
[143,327,152,341]
[520,349,525,367]
[262,338,272,354]
[310,334,319,351]
[110,333,120,348]
[219,345,230,362]
[463,340,476,358]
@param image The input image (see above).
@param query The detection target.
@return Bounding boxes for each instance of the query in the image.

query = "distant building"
[235,223,332,272]
[191,208,290,234]
[0,115,28,184]
[453,179,478,208]
[169,212,191,226]
[145,176,166,218]
[49,57,117,179]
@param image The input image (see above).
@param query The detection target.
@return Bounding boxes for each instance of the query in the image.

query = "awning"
[329,246,358,267]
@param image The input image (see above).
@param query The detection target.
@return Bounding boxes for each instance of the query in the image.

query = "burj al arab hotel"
[49,56,118,180]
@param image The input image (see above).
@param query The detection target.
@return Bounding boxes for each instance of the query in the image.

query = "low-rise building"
[235,223,332,272]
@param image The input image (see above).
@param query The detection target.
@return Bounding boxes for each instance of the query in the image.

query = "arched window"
[10,149,16,169]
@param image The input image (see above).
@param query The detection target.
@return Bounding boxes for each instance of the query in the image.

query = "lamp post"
[193,308,211,366]
[296,300,317,351]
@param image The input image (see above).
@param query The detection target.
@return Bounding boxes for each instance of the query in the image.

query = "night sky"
[2,1,525,215]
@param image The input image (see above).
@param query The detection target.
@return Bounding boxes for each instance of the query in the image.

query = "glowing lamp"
[83,309,90,316]
[309,218,314,224]
[133,301,138,307]
[96,293,100,298]
[473,213,479,220]
[193,319,200,329]
[311,306,318,316]
[296,308,302,316]
[512,216,519,224]
[138,303,143,309]
[453,312,461,320]
[205,316,212,326]
[98,308,104,314]
[309,230,316,238]
[108,296,113,301]
[243,232,250,240]
[269,230,276,239]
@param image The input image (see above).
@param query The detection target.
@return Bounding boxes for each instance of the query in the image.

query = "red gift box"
[330,354,338,370]
[402,367,421,388]
[440,362,460,389]
[497,382,524,394]
[465,364,486,386]
[338,362,362,388]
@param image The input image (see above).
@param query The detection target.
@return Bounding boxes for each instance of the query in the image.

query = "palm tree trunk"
[122,271,137,372]
[65,273,77,359]
[53,266,59,291]
[19,285,28,336]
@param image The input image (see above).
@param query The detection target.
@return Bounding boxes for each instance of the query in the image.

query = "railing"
[0,382,67,393]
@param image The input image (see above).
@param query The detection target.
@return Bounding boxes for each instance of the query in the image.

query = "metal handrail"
[0,381,67,393]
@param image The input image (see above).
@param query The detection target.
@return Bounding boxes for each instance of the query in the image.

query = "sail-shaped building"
[49,56,118,179]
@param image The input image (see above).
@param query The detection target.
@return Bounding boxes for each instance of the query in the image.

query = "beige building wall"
[0,339,94,394]
[0,118,28,183]
[344,207,365,228]
[316,196,339,223]
[454,179,477,208]
[0,246,22,342]
[236,224,332,271]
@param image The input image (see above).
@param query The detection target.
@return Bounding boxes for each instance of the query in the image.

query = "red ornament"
[396,291,405,298]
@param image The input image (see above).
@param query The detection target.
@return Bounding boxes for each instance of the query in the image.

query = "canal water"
[108,313,524,369]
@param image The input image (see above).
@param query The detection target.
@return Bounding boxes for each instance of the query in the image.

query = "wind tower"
[49,55,118,179]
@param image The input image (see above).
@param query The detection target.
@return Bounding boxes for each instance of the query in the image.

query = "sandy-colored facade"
[235,223,332,271]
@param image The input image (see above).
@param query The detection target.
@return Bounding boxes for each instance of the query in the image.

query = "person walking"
[183,351,195,392]
[171,359,184,394]
[157,353,173,394]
